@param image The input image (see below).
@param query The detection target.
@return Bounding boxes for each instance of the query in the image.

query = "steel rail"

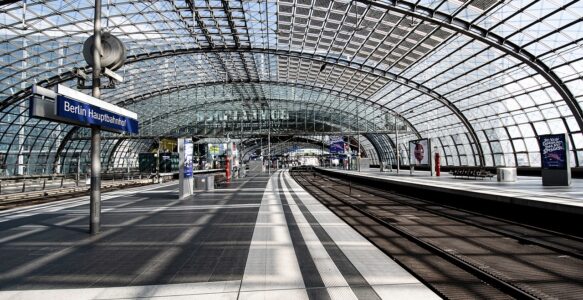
[319,171,583,261]
[291,168,539,300]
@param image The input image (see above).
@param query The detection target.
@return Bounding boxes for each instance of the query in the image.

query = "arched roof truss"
[1,0,582,174]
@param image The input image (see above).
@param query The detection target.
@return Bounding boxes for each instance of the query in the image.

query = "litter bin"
[496,167,517,182]
[194,175,214,190]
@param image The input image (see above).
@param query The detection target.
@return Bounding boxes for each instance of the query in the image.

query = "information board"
[539,134,568,170]
[184,139,193,177]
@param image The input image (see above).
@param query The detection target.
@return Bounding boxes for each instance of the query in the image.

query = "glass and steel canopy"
[1,0,582,175]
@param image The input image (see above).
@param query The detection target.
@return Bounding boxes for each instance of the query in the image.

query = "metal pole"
[348,112,351,171]
[76,157,80,186]
[90,0,102,235]
[268,105,271,175]
[357,107,360,172]
[321,133,324,166]
[396,115,400,174]
[126,154,130,180]
[156,138,160,183]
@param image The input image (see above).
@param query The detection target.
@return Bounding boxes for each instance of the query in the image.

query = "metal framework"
[1,0,582,175]
[240,135,379,163]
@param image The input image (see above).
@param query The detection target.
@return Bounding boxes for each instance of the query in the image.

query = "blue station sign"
[30,85,139,134]
[56,95,139,134]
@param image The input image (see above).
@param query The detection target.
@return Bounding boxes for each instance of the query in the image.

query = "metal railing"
[0,163,156,196]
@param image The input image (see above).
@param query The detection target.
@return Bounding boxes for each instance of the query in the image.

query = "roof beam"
[185,0,213,47]
[221,0,241,48]
[116,80,419,135]
[0,0,20,6]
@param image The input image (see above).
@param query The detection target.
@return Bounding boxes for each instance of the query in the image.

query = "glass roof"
[1,0,582,175]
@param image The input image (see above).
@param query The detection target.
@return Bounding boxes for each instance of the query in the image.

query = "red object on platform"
[225,157,231,182]
[435,152,441,176]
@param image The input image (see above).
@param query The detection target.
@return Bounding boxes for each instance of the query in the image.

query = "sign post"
[30,85,138,235]
[539,133,570,186]
[90,0,102,235]
[27,1,129,235]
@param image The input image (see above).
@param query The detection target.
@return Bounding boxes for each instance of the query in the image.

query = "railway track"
[0,179,154,210]
[291,168,583,300]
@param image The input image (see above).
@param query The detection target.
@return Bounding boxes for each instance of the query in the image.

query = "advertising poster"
[208,144,220,155]
[329,136,345,154]
[539,134,567,169]
[409,139,429,166]
[208,143,228,162]
[184,139,193,177]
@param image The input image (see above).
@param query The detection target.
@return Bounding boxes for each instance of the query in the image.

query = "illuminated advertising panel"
[329,136,344,154]
[409,139,430,166]
[539,134,567,170]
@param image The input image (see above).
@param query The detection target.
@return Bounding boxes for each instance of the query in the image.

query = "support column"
[178,137,194,199]
[156,137,160,183]
[357,107,361,172]
[90,0,102,235]
[268,105,271,175]
[395,116,400,174]
[321,133,324,166]
[90,127,101,234]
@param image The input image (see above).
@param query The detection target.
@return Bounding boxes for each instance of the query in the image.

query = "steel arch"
[354,0,583,136]
[124,46,484,165]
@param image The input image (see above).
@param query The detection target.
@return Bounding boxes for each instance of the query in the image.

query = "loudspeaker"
[83,32,126,71]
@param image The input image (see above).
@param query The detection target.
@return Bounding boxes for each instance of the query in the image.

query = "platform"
[0,170,438,299]
[319,167,583,215]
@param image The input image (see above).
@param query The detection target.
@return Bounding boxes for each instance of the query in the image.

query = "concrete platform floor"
[0,170,437,300]
[322,167,583,214]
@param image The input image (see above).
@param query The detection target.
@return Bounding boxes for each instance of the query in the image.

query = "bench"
[450,167,494,180]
